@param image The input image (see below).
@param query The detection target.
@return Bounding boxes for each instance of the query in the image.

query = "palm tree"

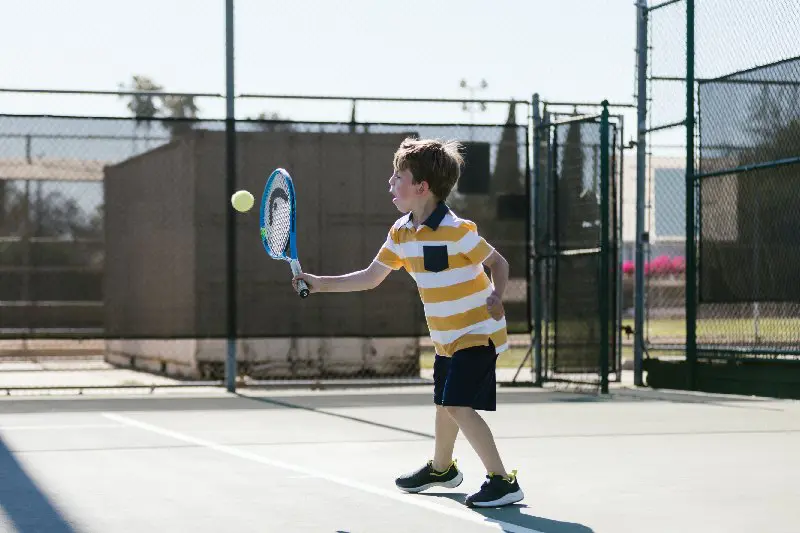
[119,75,163,150]
[250,111,293,132]
[160,94,200,139]
[119,75,205,142]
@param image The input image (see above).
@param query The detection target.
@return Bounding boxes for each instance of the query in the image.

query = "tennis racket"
[259,168,309,298]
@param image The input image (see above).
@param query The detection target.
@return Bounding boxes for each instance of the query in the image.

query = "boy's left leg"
[440,343,524,508]
[445,406,523,507]
[444,406,505,476]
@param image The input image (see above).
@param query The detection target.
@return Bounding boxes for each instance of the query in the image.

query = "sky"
[1,0,640,126]
[3,1,799,131]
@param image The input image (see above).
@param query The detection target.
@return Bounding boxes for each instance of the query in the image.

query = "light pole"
[459,78,488,139]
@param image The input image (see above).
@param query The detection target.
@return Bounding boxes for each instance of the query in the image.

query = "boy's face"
[388,168,427,213]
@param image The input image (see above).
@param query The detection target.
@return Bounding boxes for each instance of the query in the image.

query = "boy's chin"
[392,198,409,212]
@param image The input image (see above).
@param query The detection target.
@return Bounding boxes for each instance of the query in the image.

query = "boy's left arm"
[483,249,509,320]
[460,222,508,320]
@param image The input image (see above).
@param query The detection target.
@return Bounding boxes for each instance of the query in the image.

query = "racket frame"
[259,168,310,298]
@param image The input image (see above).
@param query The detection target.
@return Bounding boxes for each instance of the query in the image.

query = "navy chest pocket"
[423,245,449,273]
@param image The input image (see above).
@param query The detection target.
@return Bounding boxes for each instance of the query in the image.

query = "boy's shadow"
[418,492,594,533]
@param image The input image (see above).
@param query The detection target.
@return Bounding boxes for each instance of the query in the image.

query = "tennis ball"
[231,190,254,212]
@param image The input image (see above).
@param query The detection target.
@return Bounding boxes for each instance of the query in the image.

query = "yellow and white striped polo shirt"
[374,202,509,357]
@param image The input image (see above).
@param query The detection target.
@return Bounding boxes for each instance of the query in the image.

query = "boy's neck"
[410,197,440,229]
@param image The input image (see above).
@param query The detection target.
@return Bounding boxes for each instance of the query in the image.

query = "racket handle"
[290,260,310,298]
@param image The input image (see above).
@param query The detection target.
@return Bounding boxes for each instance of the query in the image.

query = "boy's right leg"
[395,356,464,493]
[395,406,463,493]
[432,405,459,471]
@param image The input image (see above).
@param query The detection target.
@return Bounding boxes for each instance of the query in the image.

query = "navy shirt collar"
[404,201,449,230]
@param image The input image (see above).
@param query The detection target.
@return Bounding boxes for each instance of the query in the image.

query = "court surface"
[1,385,798,533]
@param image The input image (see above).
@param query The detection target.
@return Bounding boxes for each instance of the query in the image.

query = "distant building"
[0,157,104,335]
[620,154,687,261]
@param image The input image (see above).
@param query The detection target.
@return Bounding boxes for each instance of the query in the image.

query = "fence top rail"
[542,100,636,109]
[238,93,530,105]
[0,113,528,129]
[548,111,626,122]
[698,55,800,84]
[648,0,683,12]
[538,113,603,128]
[0,88,225,98]
[0,87,530,106]
[656,58,800,86]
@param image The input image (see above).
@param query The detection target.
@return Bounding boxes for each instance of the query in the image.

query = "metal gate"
[532,100,620,392]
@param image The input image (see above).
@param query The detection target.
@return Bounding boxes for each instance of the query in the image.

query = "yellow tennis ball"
[231,190,254,212]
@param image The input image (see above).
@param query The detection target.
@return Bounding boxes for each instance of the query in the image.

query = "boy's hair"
[393,137,464,200]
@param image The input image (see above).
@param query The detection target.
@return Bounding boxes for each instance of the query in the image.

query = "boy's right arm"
[292,227,403,294]
[292,260,391,294]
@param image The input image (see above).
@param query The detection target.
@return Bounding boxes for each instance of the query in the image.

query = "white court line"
[103,413,542,533]
[0,424,123,431]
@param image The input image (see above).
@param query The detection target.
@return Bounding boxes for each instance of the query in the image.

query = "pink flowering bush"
[648,255,673,276]
[670,255,685,273]
[622,255,685,277]
[622,260,635,275]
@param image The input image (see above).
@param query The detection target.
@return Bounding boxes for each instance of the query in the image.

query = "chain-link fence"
[642,0,800,396]
[0,98,531,390]
[693,1,800,363]
[697,57,800,357]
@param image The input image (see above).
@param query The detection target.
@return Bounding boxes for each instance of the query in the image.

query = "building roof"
[0,158,105,181]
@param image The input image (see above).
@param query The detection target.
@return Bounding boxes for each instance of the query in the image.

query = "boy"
[292,137,524,508]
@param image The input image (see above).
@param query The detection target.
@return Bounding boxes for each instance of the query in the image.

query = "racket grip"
[290,260,310,298]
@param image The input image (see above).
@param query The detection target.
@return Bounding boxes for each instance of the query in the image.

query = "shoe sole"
[467,489,525,508]
[397,471,464,493]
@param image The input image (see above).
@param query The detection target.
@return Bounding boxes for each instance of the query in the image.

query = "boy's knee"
[444,406,472,419]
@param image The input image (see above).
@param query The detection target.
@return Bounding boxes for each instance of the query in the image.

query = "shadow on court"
[0,435,77,533]
[237,393,436,439]
[419,492,595,533]
[0,386,778,416]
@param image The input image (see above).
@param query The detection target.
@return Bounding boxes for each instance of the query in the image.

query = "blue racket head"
[259,168,299,261]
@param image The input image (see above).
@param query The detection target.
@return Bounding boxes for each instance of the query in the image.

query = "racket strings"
[264,176,292,256]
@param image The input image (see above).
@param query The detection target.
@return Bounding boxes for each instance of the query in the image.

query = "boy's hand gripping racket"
[259,168,309,298]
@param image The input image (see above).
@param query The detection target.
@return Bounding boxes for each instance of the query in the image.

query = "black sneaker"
[465,470,524,508]
[395,460,464,493]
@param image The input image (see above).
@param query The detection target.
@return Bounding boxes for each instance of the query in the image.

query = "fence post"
[634,0,648,387]
[600,101,611,395]
[685,0,697,390]
[532,93,543,387]
[225,0,238,393]
[546,106,556,378]
[616,117,625,382]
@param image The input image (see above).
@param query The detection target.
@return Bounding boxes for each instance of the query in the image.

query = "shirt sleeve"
[374,228,404,270]
[458,221,495,265]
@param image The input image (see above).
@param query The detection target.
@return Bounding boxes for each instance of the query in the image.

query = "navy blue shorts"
[433,341,498,411]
